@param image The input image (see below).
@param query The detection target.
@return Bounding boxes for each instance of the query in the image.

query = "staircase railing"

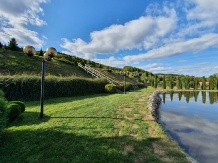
[78,63,120,86]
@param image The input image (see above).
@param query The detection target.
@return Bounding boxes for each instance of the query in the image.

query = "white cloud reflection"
[161,110,218,162]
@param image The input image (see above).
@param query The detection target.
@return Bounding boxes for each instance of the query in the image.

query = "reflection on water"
[160,91,218,163]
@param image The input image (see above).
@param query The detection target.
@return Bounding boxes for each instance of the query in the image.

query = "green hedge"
[0,75,108,101]
[9,101,25,113]
[7,103,21,122]
[0,90,7,138]
[105,84,116,93]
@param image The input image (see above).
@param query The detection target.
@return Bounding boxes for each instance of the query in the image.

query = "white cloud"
[94,56,126,68]
[161,110,218,162]
[0,0,49,48]
[60,5,177,58]
[124,33,218,62]
[179,60,187,62]
[140,63,164,69]
[139,62,217,76]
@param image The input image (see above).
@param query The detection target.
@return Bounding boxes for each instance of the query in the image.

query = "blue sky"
[0,0,218,77]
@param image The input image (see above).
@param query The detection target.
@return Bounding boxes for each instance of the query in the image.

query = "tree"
[169,76,174,89]
[162,76,166,89]
[194,77,198,90]
[202,76,206,90]
[209,76,214,90]
[39,49,43,56]
[154,75,157,88]
[8,38,19,51]
[185,76,190,90]
[0,42,3,48]
[177,77,182,89]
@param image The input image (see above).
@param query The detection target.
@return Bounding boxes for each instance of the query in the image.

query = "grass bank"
[0,87,189,163]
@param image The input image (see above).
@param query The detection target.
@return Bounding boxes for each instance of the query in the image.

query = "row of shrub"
[0,75,108,101]
[0,89,25,138]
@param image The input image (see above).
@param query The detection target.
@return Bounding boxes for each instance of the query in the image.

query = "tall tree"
[209,76,214,90]
[194,77,198,90]
[39,49,43,56]
[8,38,19,51]
[202,76,206,90]
[154,75,157,88]
[0,42,3,48]
[185,76,190,90]
[162,76,166,89]
[169,76,174,89]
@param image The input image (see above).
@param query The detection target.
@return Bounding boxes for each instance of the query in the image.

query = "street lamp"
[23,45,36,57]
[40,47,57,118]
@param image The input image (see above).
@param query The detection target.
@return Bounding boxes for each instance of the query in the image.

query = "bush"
[0,90,8,138]
[9,101,25,113]
[105,84,116,93]
[7,104,21,122]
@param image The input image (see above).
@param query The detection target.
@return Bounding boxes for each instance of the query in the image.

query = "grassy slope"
[0,49,91,77]
[0,87,189,163]
[0,49,136,85]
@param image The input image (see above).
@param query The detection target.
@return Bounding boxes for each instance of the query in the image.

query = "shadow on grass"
[50,116,156,122]
[7,112,50,127]
[0,129,162,163]
[25,93,112,107]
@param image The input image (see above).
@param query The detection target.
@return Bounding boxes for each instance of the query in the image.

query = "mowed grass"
[0,87,189,163]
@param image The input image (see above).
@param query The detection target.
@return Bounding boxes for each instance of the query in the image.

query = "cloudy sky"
[0,0,218,77]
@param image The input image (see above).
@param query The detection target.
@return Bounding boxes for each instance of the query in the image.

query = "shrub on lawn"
[9,101,25,113]
[0,90,8,138]
[7,103,21,122]
[105,84,116,93]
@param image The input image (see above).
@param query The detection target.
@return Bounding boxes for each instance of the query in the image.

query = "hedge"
[0,90,7,138]
[0,75,108,101]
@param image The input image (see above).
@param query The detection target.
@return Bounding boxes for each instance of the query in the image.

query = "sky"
[0,0,218,77]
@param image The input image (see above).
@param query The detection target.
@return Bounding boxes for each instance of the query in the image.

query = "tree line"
[150,74,218,90]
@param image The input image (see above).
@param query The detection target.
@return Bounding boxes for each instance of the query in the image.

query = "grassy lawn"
[0,87,189,163]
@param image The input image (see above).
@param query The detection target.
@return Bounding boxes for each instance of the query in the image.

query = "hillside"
[0,49,140,85]
[0,49,92,77]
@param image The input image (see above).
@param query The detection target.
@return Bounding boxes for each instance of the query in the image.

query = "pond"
[160,91,218,163]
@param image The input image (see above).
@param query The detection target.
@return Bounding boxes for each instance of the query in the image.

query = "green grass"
[0,87,189,163]
[0,49,91,77]
[0,49,137,85]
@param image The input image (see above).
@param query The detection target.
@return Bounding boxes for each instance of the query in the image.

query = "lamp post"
[40,47,57,118]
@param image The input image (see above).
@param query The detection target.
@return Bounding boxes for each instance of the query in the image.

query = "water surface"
[160,91,218,163]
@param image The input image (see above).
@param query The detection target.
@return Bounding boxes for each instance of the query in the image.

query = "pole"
[40,60,45,118]
[124,74,126,94]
